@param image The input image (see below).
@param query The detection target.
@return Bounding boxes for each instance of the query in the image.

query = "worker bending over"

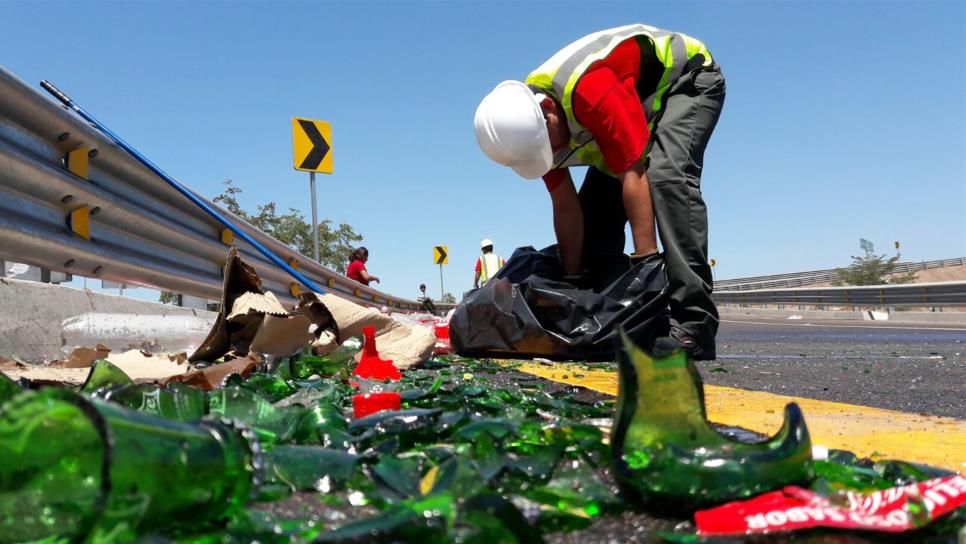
[474,24,725,360]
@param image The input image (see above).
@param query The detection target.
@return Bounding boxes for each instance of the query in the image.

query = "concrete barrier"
[719,307,866,321]
[719,306,966,326]
[0,277,216,362]
[883,311,966,326]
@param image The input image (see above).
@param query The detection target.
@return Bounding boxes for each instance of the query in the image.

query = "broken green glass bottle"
[0,388,261,542]
[96,382,208,421]
[611,331,813,510]
[291,350,356,380]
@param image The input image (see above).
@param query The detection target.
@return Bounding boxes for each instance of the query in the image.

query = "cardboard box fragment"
[297,292,434,370]
[166,355,260,390]
[2,349,190,386]
[189,248,266,363]
[187,248,434,370]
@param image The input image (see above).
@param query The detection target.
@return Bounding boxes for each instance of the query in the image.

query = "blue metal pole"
[40,80,324,294]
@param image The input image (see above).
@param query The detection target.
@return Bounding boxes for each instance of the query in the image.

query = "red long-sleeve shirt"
[543,38,650,191]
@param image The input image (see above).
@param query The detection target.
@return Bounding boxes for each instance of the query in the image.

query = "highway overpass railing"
[713,281,966,308]
[715,257,965,291]
[0,65,424,311]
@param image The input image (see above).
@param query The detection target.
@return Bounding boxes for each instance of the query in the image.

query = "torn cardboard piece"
[61,343,112,368]
[228,291,288,319]
[189,248,432,369]
[167,355,260,390]
[3,349,190,386]
[190,248,265,363]
[250,315,315,357]
[298,293,434,370]
[0,356,26,372]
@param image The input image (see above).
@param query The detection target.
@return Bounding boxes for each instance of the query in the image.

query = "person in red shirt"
[346,247,379,286]
[474,25,724,360]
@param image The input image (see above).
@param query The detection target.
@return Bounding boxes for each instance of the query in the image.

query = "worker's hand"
[372,277,380,283]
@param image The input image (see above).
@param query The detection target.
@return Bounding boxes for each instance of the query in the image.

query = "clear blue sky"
[3,1,964,301]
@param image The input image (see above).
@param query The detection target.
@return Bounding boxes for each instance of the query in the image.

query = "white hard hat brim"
[510,144,553,180]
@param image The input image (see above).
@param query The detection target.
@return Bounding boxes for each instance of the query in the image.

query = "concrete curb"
[0,278,217,362]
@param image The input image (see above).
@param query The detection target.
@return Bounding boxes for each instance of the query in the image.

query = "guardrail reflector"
[288,258,298,269]
[289,283,301,296]
[65,148,89,180]
[220,229,233,246]
[327,278,336,288]
[353,287,361,297]
[69,207,91,240]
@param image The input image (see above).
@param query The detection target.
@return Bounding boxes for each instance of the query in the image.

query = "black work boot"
[653,327,716,361]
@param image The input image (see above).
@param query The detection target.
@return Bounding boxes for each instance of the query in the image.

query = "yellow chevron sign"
[434,245,448,265]
[292,117,333,173]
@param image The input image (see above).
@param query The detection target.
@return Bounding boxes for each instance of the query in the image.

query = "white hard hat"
[480,238,494,249]
[474,80,553,180]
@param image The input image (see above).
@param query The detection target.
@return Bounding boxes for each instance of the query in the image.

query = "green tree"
[159,291,178,305]
[441,292,457,304]
[832,253,917,286]
[160,179,364,304]
[213,179,363,273]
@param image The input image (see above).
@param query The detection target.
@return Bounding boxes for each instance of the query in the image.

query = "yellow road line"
[514,363,966,473]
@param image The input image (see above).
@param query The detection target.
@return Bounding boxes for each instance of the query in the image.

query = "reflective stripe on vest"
[479,253,503,285]
[525,24,711,174]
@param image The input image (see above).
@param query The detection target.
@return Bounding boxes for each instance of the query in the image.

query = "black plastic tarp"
[450,246,669,361]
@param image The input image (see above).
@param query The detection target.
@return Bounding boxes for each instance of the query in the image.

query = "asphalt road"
[258,317,966,544]
[698,317,966,418]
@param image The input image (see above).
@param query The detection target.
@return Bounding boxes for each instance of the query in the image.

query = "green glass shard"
[81,359,133,392]
[209,385,303,446]
[0,372,20,406]
[370,455,424,500]
[291,352,355,380]
[812,459,894,492]
[241,373,297,402]
[293,402,350,449]
[266,446,358,491]
[612,331,813,509]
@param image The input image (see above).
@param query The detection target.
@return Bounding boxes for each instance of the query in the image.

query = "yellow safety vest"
[479,253,505,286]
[525,24,712,176]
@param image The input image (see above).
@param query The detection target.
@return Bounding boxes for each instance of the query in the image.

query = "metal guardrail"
[713,281,966,307]
[0,65,426,311]
[715,257,966,291]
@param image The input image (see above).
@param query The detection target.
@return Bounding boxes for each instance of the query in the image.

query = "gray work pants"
[578,65,725,348]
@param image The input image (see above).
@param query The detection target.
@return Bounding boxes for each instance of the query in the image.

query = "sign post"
[709,258,717,283]
[859,238,874,256]
[433,245,448,300]
[292,117,333,262]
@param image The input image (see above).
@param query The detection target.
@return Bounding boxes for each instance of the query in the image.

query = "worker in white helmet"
[473,24,724,360]
[473,238,506,289]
